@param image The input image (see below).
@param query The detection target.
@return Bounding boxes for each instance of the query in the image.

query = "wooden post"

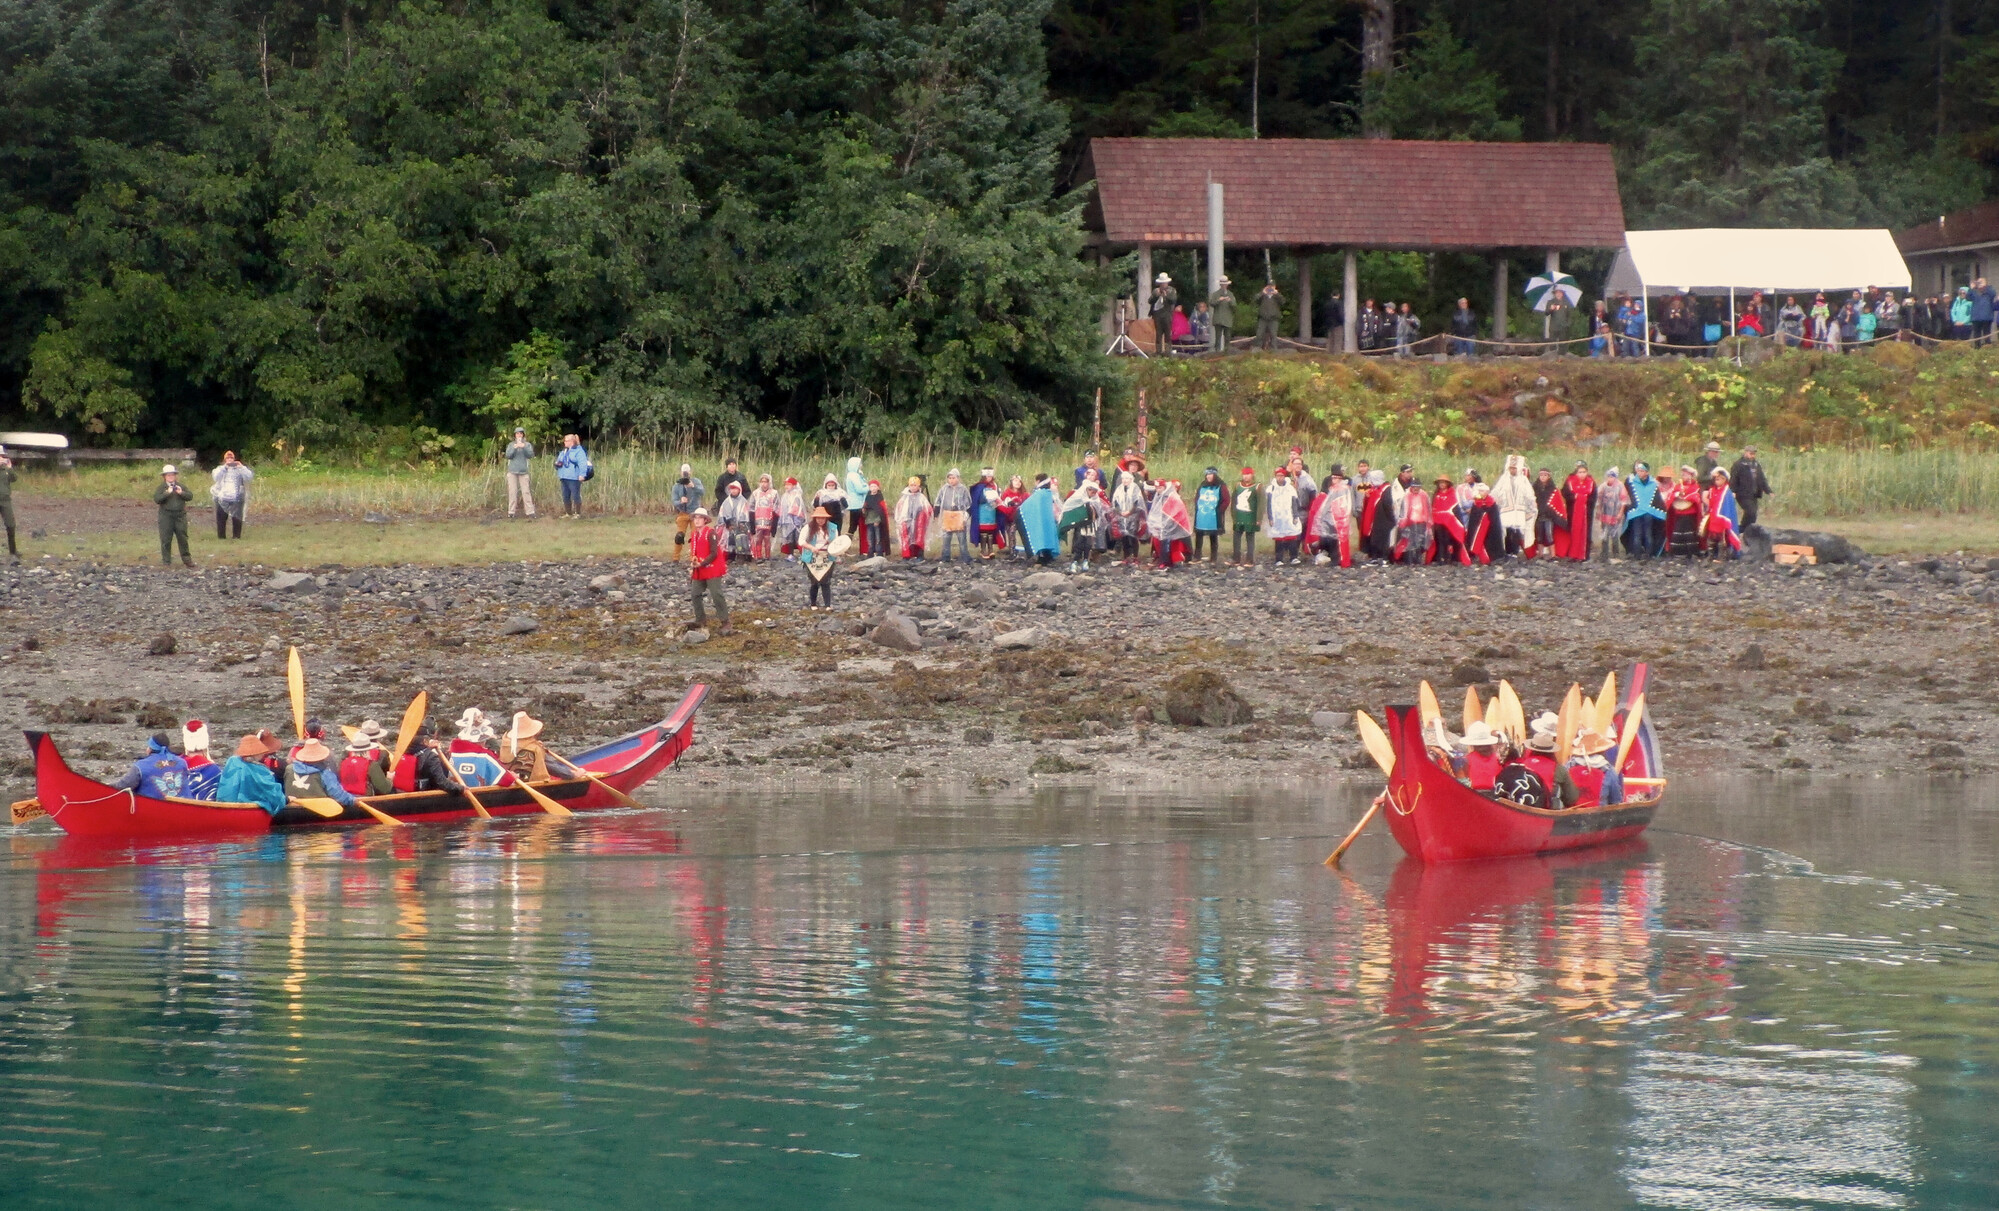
[1207,181,1225,311]
[1136,389,1148,456]
[1492,255,1509,342]
[1297,252,1313,343]
[1137,243,1153,318]
[1342,249,1358,354]
[1092,388,1102,451]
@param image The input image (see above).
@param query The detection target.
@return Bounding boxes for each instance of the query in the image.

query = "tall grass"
[16,442,1999,518]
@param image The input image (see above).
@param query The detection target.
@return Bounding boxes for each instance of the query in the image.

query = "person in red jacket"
[687,508,732,635]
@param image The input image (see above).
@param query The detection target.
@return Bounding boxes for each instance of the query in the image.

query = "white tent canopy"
[1605,228,1912,296]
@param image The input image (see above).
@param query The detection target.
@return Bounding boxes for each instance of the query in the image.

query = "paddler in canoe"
[500,712,583,783]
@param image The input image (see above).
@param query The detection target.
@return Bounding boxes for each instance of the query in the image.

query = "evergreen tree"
[1617,0,1857,224]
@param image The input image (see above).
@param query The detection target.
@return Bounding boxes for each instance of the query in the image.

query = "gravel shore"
[3,542,1993,803]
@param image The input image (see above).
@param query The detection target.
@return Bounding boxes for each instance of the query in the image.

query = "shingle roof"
[1895,200,1999,255]
[1083,138,1627,251]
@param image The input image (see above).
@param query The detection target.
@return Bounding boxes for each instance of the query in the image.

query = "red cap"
[1240,466,1255,476]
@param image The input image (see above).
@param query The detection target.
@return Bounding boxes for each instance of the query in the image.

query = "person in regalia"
[1529,467,1567,558]
[1463,481,1505,564]
[1564,727,1624,807]
[1664,465,1705,556]
[1595,467,1629,561]
[1312,467,1354,567]
[1621,463,1666,558]
[1361,470,1396,561]
[1428,475,1470,565]
[1560,461,1596,560]
[1394,475,1432,564]
[1700,466,1744,559]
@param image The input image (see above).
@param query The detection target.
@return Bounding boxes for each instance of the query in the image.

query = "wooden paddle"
[511,779,574,818]
[1418,681,1442,730]
[1462,685,1482,735]
[1497,680,1525,745]
[296,795,403,826]
[390,692,428,764]
[287,647,307,739]
[1594,670,1618,736]
[1614,692,1647,772]
[459,787,495,819]
[1325,711,1394,866]
[1555,684,1582,765]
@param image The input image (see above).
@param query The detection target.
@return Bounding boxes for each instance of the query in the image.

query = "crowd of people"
[108,708,582,814]
[1138,272,1999,358]
[654,442,1774,622]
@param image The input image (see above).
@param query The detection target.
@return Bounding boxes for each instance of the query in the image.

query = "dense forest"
[1,0,1994,456]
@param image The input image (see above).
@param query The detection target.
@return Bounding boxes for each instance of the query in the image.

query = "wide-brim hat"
[510,711,544,742]
[811,506,832,520]
[347,735,377,754]
[457,708,486,728]
[295,740,331,763]
[1463,721,1499,746]
[1526,731,1558,754]
[1575,728,1616,755]
[235,729,281,758]
[161,464,177,475]
[357,719,387,741]
[1154,272,1172,284]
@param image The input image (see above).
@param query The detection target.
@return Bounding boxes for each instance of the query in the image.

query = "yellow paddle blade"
[1555,685,1580,766]
[292,797,346,819]
[1484,696,1503,732]
[1615,693,1647,771]
[1417,681,1441,728]
[461,787,494,819]
[287,647,307,740]
[340,724,362,743]
[1462,685,1482,734]
[1498,680,1524,742]
[354,800,403,827]
[518,780,575,818]
[1594,671,1618,735]
[1354,711,1395,776]
[391,691,429,764]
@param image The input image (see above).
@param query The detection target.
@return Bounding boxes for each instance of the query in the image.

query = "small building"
[1894,201,1999,297]
[1080,137,1627,349]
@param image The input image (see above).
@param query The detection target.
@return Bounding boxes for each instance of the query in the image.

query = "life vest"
[393,753,419,793]
[339,751,379,795]
[1464,750,1502,791]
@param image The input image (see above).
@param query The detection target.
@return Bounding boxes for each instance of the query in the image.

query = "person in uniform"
[1254,282,1284,351]
[154,464,194,567]
[1209,276,1236,352]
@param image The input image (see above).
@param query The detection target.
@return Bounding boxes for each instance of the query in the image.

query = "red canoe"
[1379,663,1663,863]
[24,684,708,840]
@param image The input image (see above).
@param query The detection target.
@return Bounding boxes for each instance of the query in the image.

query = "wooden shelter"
[1081,138,1627,350]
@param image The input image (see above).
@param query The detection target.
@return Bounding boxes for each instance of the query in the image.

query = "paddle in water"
[1326,711,1394,866]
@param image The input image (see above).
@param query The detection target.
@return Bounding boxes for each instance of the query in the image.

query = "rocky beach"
[3,532,1993,804]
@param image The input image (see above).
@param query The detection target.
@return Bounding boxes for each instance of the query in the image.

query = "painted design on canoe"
[1379,662,1663,863]
[25,684,707,839]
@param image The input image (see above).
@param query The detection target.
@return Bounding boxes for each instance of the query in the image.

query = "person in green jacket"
[154,464,194,567]
[1254,283,1284,351]
[0,444,17,562]
[1210,276,1236,352]
[1230,465,1262,565]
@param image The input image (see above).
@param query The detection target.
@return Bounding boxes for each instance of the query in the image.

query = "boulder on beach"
[1163,668,1253,728]
[871,613,923,652]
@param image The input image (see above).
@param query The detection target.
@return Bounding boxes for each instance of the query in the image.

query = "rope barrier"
[1139,323,1999,358]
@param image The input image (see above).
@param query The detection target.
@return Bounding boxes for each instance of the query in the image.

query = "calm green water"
[1,779,1995,1209]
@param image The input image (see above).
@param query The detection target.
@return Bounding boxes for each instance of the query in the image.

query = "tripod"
[1104,297,1148,357]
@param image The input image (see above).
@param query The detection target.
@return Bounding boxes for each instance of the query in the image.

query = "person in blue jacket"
[1191,467,1227,563]
[110,734,188,799]
[554,434,591,517]
[219,731,289,815]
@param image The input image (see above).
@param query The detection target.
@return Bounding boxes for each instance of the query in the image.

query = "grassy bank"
[17,442,1999,520]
